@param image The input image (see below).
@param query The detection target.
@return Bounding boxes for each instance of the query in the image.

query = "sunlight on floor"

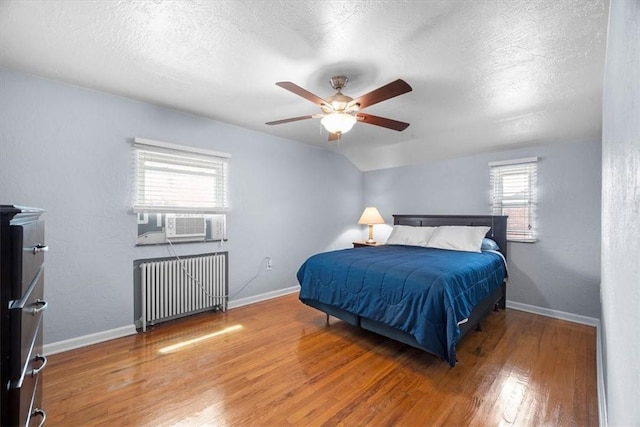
[497,370,530,424]
[158,324,243,354]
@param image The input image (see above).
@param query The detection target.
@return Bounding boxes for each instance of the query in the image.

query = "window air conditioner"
[165,214,207,241]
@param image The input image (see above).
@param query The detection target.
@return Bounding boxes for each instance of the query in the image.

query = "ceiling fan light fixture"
[321,113,357,134]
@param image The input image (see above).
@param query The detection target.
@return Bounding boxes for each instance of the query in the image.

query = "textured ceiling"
[0,0,609,171]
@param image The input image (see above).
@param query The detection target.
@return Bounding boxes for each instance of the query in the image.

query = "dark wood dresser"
[1,206,47,426]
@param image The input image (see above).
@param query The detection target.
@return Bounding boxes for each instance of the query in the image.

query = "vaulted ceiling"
[0,0,609,170]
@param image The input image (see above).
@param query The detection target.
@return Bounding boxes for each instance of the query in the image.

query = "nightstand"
[353,241,385,248]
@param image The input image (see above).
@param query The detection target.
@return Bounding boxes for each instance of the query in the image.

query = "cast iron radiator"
[137,252,228,332]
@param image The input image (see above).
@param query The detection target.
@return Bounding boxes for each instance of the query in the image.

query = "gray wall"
[363,139,602,318]
[0,69,363,344]
[601,0,640,425]
[0,63,610,372]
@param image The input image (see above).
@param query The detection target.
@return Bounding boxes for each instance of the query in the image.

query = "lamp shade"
[321,113,357,134]
[358,207,385,225]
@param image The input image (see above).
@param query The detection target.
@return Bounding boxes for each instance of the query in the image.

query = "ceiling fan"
[266,76,412,141]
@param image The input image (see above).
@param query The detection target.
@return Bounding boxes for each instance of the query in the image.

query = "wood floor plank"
[43,294,598,426]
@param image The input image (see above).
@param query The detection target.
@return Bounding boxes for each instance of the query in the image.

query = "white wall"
[363,139,602,318]
[0,69,363,344]
[601,0,640,425]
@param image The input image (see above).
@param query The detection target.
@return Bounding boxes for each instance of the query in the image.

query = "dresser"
[0,206,47,426]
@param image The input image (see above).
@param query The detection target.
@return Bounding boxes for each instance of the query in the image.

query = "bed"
[297,214,508,366]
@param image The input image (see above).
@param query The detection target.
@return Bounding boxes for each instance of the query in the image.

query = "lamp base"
[366,224,376,244]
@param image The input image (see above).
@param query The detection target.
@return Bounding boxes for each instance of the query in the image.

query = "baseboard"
[43,286,301,356]
[596,324,607,427]
[505,300,599,327]
[505,300,606,426]
[228,285,300,309]
[43,324,137,355]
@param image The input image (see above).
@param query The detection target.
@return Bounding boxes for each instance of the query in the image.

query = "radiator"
[139,253,228,332]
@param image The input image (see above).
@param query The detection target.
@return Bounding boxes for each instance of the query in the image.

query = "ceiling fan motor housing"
[329,75,348,91]
[324,92,354,113]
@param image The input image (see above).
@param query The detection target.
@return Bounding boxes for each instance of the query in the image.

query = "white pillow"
[426,226,490,253]
[386,225,436,247]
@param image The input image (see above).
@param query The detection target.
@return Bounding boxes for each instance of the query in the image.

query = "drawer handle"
[29,299,48,315]
[31,408,47,427]
[30,354,48,377]
[32,244,49,254]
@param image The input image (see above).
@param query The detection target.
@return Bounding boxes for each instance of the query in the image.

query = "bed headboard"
[393,214,508,260]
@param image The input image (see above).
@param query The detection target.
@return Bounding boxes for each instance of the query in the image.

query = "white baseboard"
[228,285,300,309]
[43,286,301,356]
[505,299,606,426]
[506,300,599,327]
[44,324,137,355]
[596,324,607,427]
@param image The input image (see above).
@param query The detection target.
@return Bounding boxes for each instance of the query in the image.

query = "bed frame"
[304,214,508,364]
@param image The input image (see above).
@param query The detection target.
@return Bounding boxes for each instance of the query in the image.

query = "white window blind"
[490,157,538,242]
[133,138,229,213]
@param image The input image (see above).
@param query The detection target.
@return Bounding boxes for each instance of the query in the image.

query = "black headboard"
[393,214,508,261]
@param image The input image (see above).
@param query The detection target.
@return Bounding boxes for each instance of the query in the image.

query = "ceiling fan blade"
[328,132,341,141]
[265,114,316,126]
[349,79,412,110]
[276,82,330,107]
[357,113,410,131]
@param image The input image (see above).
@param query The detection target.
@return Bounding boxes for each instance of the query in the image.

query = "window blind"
[133,138,229,213]
[489,157,538,242]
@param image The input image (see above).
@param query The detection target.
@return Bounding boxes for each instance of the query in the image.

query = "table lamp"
[358,207,385,244]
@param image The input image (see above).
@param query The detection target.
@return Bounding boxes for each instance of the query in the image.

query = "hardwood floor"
[43,294,597,426]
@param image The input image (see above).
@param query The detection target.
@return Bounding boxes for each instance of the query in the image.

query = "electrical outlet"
[266,257,272,271]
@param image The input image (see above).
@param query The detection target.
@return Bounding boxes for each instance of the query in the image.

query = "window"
[133,138,229,213]
[489,157,538,242]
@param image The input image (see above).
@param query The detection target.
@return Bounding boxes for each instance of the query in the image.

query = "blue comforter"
[297,245,507,365]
